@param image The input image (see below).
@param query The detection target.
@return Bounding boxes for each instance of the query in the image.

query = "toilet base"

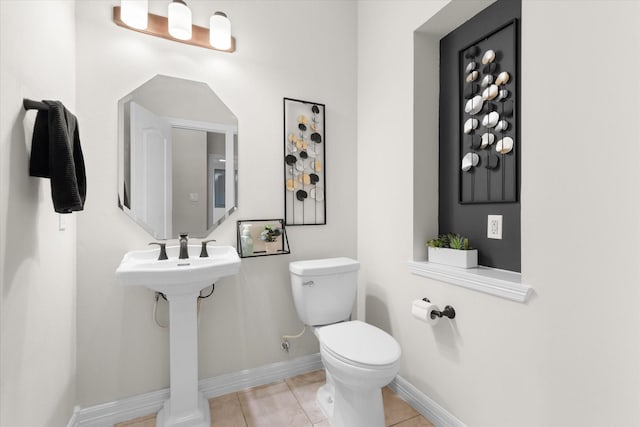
[316,368,386,427]
[331,384,385,427]
[316,383,335,419]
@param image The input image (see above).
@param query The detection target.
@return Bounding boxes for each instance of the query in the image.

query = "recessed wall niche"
[436,0,521,272]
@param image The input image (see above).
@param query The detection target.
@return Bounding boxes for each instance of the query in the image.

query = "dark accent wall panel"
[439,0,521,272]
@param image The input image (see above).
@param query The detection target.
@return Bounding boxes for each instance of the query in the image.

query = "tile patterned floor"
[116,370,435,427]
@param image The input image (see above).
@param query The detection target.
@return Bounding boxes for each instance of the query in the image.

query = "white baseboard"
[71,353,323,427]
[69,354,464,427]
[389,375,467,427]
[66,406,81,427]
[74,388,169,427]
[199,353,323,399]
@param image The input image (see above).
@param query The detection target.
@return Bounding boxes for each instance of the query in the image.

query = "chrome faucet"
[179,233,189,259]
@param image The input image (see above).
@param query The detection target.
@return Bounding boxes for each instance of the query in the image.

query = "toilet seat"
[317,320,401,368]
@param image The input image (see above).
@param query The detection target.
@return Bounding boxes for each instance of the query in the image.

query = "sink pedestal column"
[156,293,210,427]
[116,245,241,427]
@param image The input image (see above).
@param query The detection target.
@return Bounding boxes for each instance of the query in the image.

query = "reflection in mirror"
[118,75,238,239]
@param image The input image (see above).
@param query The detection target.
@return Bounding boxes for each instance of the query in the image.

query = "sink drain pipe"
[153,284,216,328]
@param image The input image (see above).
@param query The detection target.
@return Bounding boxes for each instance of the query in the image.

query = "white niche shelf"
[408,261,532,303]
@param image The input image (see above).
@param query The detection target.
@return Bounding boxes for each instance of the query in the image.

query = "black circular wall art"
[459,21,518,203]
[284,99,326,225]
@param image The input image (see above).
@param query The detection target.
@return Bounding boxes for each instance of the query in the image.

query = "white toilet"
[289,257,401,427]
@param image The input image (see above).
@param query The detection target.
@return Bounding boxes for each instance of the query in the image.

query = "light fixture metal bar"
[113,6,236,53]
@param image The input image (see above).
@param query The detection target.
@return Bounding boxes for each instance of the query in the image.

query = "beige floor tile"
[285,370,326,388]
[115,413,156,427]
[239,381,290,400]
[286,371,327,424]
[288,381,326,424]
[210,392,248,427]
[238,381,312,427]
[113,372,439,427]
[383,387,419,427]
[390,414,436,427]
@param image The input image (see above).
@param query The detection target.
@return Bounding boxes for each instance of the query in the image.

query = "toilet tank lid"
[289,257,360,276]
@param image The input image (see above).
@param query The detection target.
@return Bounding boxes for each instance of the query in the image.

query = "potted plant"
[260,224,282,254]
[426,233,477,268]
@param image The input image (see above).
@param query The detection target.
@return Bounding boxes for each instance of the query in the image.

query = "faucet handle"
[200,240,216,258]
[148,242,168,260]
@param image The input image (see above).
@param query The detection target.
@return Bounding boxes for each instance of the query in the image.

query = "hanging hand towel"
[29,100,86,213]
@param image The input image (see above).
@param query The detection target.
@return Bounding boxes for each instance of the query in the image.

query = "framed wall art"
[283,98,326,226]
[459,19,519,204]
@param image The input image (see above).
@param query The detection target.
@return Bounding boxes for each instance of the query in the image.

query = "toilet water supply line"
[281,325,306,352]
[153,284,216,328]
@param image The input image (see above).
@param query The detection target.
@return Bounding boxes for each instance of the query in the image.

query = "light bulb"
[121,0,148,30]
[168,0,192,40]
[209,12,231,50]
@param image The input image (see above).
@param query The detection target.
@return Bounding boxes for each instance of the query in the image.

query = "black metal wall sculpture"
[459,20,518,204]
[283,98,326,225]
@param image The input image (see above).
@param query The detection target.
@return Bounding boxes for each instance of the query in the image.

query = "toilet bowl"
[314,320,401,427]
[289,258,401,427]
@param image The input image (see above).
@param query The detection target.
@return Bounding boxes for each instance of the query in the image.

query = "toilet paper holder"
[422,298,456,320]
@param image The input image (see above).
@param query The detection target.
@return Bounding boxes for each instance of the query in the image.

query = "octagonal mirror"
[117,75,238,239]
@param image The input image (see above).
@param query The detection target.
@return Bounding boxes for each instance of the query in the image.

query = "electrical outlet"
[487,215,503,239]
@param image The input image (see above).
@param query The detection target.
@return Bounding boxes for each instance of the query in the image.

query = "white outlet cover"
[487,215,503,239]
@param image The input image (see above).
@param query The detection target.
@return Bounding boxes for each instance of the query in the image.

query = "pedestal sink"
[116,244,241,427]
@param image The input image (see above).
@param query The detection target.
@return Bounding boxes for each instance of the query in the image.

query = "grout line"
[388,414,426,427]
[235,391,252,427]
[284,377,315,426]
[235,392,250,427]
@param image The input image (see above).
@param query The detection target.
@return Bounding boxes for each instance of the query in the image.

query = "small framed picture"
[236,219,290,258]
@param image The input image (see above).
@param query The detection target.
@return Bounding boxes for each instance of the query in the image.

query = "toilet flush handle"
[303,280,315,287]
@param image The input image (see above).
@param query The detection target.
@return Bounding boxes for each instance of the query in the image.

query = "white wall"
[75,0,357,406]
[358,1,640,426]
[0,1,77,426]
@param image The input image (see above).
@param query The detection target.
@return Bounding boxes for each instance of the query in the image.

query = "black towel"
[29,100,86,213]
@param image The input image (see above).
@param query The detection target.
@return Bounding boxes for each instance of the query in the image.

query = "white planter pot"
[428,247,478,269]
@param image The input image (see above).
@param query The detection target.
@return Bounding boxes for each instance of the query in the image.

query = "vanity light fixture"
[210,12,231,51]
[120,0,148,30]
[168,0,192,41]
[113,1,236,53]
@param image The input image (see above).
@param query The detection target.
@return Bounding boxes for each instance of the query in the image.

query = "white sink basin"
[116,244,240,295]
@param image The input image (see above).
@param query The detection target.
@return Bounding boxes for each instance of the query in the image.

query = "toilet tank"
[289,257,360,326]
